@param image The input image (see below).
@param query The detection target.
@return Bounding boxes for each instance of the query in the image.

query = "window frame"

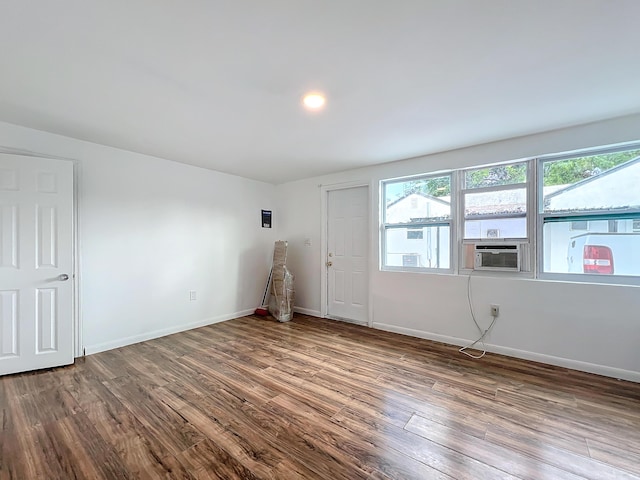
[381,172,455,273]
[379,141,640,286]
[536,144,640,286]
[461,161,530,242]
[457,161,535,275]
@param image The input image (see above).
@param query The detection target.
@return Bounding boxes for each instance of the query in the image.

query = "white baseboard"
[372,322,640,383]
[293,306,322,317]
[84,308,255,355]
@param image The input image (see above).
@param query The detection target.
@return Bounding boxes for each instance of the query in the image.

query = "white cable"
[459,270,497,359]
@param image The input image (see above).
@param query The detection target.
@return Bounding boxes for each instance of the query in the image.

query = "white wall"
[0,121,276,354]
[276,113,640,382]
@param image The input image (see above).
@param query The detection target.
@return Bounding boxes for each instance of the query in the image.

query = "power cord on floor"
[459,270,497,359]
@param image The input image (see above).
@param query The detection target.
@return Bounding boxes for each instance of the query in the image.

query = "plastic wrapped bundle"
[268,266,294,322]
[268,241,295,322]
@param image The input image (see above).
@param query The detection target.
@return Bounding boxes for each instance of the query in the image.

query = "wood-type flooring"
[1,314,639,479]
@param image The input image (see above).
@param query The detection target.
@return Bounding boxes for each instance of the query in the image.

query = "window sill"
[378,268,640,287]
[380,266,453,275]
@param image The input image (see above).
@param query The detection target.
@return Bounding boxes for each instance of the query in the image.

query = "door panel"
[327,186,369,323]
[0,154,74,375]
[0,205,18,268]
[37,205,58,267]
[37,288,58,352]
[0,290,18,357]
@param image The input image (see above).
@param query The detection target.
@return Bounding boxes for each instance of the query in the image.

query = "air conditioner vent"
[474,244,518,251]
[474,243,520,271]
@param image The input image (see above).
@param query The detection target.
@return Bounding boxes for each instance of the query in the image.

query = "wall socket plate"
[189,290,197,301]
[490,304,500,317]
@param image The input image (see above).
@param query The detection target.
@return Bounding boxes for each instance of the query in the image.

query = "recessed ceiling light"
[302,93,326,110]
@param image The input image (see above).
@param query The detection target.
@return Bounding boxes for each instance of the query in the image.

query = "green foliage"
[402,175,450,197]
[465,163,527,189]
[386,149,640,205]
[543,150,640,186]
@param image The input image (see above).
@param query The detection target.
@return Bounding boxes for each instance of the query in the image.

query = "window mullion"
[461,182,528,195]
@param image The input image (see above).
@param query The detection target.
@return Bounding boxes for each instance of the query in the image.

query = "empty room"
[1,1,639,479]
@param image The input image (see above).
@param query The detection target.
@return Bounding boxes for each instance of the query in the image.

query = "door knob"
[57,274,70,281]
[326,261,333,267]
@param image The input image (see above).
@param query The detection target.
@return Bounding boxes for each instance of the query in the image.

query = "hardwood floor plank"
[85,398,152,447]
[2,314,639,479]
[114,436,196,480]
[429,380,601,456]
[331,406,516,480]
[154,384,290,479]
[176,439,261,480]
[42,412,132,479]
[485,424,638,480]
[64,368,128,413]
[1,424,53,479]
[4,386,81,431]
[174,357,280,407]
[265,393,455,480]
[496,387,640,450]
[587,438,640,476]
[3,366,73,396]
[404,414,585,480]
[104,377,205,456]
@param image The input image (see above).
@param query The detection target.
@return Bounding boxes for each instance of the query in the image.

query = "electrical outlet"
[490,304,499,317]
[189,290,197,301]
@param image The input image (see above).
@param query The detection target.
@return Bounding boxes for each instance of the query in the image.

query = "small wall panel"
[351,217,366,257]
[36,288,57,353]
[0,290,19,358]
[37,205,58,268]
[333,218,346,257]
[0,205,18,268]
[36,171,58,193]
[352,272,365,306]
[0,169,18,191]
[334,271,345,303]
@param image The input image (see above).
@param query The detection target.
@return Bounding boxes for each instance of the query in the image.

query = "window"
[540,147,640,278]
[382,174,452,270]
[462,162,528,240]
[380,142,640,284]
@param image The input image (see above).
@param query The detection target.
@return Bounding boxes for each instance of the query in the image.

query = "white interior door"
[327,186,369,323]
[0,154,74,375]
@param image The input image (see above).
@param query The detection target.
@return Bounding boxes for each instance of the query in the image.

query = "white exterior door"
[0,154,74,375]
[327,186,369,323]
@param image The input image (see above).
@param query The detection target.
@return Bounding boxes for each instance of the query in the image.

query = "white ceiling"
[2,1,640,184]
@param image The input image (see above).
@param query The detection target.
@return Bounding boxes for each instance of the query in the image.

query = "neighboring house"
[545,157,640,212]
[385,193,451,268]
[386,192,451,223]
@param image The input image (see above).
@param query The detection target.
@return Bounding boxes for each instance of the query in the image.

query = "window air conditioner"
[474,244,520,271]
